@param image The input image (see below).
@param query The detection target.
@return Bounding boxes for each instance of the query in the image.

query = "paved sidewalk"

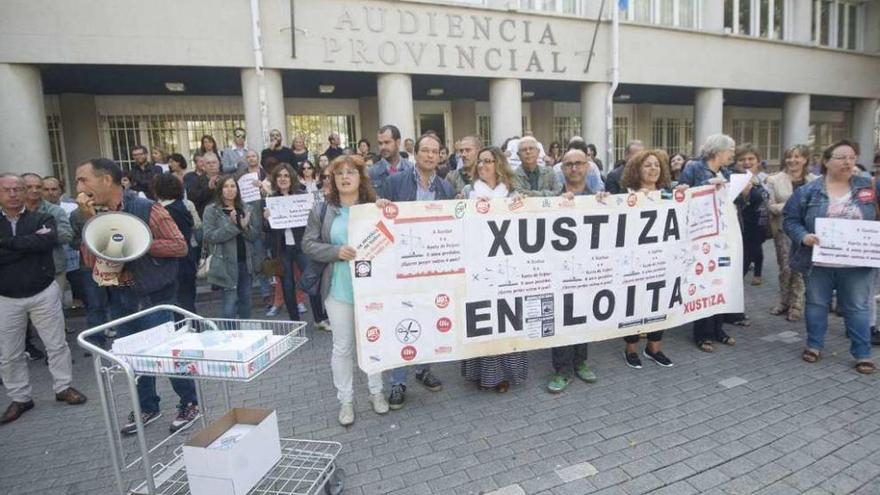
[1,249,878,495]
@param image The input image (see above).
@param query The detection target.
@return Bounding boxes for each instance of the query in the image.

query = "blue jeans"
[222,261,252,319]
[390,364,431,386]
[112,282,197,413]
[805,266,873,360]
[280,245,324,321]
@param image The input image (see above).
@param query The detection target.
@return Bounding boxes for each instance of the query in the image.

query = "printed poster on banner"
[348,186,744,374]
[265,194,315,229]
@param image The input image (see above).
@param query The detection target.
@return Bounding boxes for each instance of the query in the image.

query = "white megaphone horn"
[82,211,152,286]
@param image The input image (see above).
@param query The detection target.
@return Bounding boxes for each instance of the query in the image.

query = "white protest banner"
[812,218,880,268]
[265,194,315,229]
[237,173,262,203]
[348,186,744,374]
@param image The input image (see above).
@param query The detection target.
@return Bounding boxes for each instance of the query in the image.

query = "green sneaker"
[576,362,597,383]
[547,373,570,393]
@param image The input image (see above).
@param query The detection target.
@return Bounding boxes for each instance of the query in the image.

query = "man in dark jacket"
[380,134,453,410]
[604,140,645,194]
[0,173,87,424]
[128,145,162,199]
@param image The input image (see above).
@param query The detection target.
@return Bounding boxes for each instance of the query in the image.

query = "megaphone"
[83,211,152,286]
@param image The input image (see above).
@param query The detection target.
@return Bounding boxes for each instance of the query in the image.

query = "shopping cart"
[78,304,344,495]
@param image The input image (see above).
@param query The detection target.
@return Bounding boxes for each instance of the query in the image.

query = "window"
[809,121,848,154]
[287,114,357,158]
[614,117,631,163]
[651,117,694,157]
[46,115,67,185]
[478,115,491,147]
[724,0,785,39]
[519,0,581,15]
[813,0,861,50]
[627,0,700,29]
[554,116,582,146]
[732,119,781,162]
[99,114,245,170]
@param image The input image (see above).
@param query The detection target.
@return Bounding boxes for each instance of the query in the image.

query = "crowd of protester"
[1,121,878,429]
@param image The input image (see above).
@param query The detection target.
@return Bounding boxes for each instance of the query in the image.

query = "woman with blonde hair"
[460,147,527,392]
[766,144,817,321]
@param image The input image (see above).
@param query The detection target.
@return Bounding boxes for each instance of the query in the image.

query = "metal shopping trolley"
[78,305,344,495]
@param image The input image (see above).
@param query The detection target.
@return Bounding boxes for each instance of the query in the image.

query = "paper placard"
[265,194,315,229]
[112,321,177,355]
[237,173,262,203]
[812,218,880,268]
[727,171,752,200]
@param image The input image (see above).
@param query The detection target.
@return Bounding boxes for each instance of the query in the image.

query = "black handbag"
[299,202,328,296]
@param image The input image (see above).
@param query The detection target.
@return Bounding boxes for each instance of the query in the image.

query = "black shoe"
[623,351,642,369]
[1,400,34,424]
[120,410,162,436]
[388,384,406,411]
[643,348,674,367]
[415,370,443,392]
[55,387,88,405]
[872,327,880,346]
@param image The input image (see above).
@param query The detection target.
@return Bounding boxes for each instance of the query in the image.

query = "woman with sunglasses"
[299,159,319,193]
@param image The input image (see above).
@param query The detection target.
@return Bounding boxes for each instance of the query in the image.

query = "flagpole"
[607,1,621,170]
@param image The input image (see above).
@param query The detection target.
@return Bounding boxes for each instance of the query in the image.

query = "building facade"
[1,0,878,184]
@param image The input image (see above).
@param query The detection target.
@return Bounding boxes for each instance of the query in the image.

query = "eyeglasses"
[478,158,496,165]
[1,186,24,194]
[334,169,358,177]
[234,133,246,139]
[831,155,857,162]
[562,161,588,169]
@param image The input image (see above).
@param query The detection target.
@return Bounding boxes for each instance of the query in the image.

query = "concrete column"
[0,64,52,176]
[529,100,554,148]
[241,68,286,151]
[489,78,522,147]
[377,73,415,143]
[358,97,379,142]
[864,2,880,53]
[852,98,878,168]
[788,0,813,43]
[580,82,610,161]
[59,94,101,179]
[693,88,724,154]
[782,94,811,151]
[700,0,725,33]
[451,99,477,141]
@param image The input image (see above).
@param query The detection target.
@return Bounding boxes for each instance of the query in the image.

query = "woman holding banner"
[618,149,676,368]
[303,155,389,425]
[459,147,528,393]
[679,134,736,353]
[264,163,324,323]
[766,144,816,322]
[783,139,875,375]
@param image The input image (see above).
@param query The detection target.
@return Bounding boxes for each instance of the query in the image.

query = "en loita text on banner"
[347,186,744,374]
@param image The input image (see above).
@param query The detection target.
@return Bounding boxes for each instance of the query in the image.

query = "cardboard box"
[183,408,281,495]
[157,331,272,361]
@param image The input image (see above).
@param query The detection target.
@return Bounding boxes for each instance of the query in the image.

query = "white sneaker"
[317,320,332,331]
[370,393,389,414]
[266,306,279,317]
[297,303,308,315]
[338,402,354,426]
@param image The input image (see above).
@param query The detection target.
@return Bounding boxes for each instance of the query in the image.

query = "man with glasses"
[129,145,162,200]
[547,149,600,393]
[0,174,87,424]
[512,136,561,197]
[378,133,454,410]
[222,128,250,174]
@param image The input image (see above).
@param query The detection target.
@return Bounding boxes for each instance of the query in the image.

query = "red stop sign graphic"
[382,203,399,219]
[674,189,686,202]
[401,345,417,361]
[695,262,704,275]
[476,199,490,214]
[627,194,638,207]
[366,326,380,342]
[436,317,452,333]
[708,260,717,272]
